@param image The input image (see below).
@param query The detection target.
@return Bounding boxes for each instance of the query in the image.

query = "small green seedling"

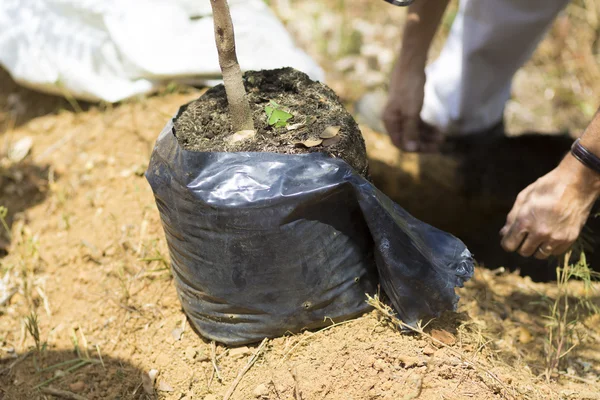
[265,100,293,128]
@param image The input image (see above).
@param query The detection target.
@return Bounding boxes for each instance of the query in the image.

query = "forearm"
[393,0,450,74]
[578,107,600,155]
[562,108,600,194]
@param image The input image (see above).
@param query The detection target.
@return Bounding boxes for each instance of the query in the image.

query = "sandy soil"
[0,75,598,400]
[2,0,600,398]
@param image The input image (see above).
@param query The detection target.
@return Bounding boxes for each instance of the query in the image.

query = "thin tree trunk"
[209,0,255,132]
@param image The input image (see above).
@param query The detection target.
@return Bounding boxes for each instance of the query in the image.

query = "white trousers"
[421,0,571,135]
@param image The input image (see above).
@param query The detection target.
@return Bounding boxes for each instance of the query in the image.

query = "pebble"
[372,359,386,371]
[229,346,251,359]
[253,383,268,397]
[171,327,184,341]
[69,381,86,392]
[197,351,210,362]
[157,380,174,392]
[398,355,421,368]
[184,346,197,360]
[518,327,533,344]
[423,346,436,356]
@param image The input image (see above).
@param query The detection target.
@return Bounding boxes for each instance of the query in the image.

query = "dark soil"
[173,67,369,176]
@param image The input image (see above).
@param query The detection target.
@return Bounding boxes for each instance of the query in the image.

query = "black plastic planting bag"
[146,119,475,345]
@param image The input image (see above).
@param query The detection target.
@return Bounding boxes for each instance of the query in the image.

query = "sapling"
[209,0,255,133]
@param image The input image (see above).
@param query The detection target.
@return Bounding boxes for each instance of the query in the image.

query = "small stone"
[157,380,174,392]
[134,164,146,177]
[69,381,86,392]
[197,351,210,362]
[253,383,268,397]
[8,137,33,163]
[398,355,420,368]
[171,327,184,341]
[226,130,255,144]
[372,359,386,371]
[518,327,533,344]
[142,369,158,395]
[184,346,197,360]
[229,346,251,359]
[423,346,436,356]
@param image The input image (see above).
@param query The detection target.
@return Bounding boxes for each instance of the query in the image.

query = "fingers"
[501,216,573,260]
[500,223,527,253]
[519,234,544,258]
[502,223,575,260]
[418,120,444,153]
[399,118,420,152]
[382,110,442,153]
[382,107,405,149]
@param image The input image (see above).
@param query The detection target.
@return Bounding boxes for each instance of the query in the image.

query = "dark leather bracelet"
[571,138,600,176]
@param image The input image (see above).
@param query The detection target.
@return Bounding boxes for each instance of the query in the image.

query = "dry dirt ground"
[0,73,599,399]
[2,1,600,399]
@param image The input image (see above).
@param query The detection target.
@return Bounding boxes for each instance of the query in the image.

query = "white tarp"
[0,0,325,103]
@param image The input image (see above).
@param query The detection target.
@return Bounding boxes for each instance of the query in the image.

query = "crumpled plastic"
[146,116,475,345]
[0,0,324,103]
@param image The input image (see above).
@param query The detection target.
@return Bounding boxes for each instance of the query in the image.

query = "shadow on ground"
[368,131,600,282]
[0,349,147,400]
[0,161,53,257]
[0,67,94,134]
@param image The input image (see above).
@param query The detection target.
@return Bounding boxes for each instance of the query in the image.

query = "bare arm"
[390,0,450,91]
[501,108,600,258]
[578,109,600,156]
[383,0,450,152]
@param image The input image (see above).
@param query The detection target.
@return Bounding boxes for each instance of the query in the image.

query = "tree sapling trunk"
[209,0,255,133]
[174,4,369,176]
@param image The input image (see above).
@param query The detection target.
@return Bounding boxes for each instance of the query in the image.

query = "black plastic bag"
[146,118,474,345]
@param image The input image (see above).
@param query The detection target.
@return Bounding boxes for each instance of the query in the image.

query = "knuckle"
[517,218,531,231]
[536,226,551,238]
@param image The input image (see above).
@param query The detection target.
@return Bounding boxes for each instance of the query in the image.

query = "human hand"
[500,154,600,259]
[382,70,442,152]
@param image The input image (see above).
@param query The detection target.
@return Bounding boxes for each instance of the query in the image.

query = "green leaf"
[264,101,293,128]
[265,105,274,119]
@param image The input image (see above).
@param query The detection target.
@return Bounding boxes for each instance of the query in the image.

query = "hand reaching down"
[500,154,600,259]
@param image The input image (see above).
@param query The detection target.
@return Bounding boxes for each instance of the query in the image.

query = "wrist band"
[384,0,415,6]
[571,138,600,176]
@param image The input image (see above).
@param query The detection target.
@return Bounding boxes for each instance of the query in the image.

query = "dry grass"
[543,251,600,381]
